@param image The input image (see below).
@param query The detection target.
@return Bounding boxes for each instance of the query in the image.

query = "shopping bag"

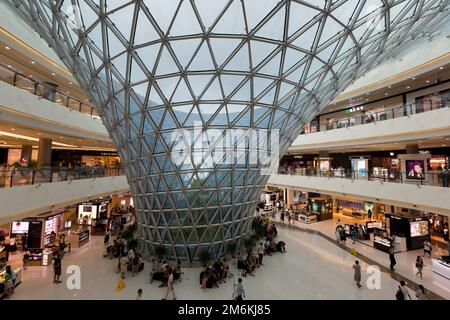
[116,277,126,292]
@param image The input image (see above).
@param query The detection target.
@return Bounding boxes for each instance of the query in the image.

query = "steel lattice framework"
[10,0,450,261]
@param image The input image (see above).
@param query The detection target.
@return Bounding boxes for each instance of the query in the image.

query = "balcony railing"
[0,62,99,118]
[303,101,449,134]
[0,166,124,188]
[277,167,450,188]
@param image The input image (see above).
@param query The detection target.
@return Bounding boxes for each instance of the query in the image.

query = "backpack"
[396,286,405,300]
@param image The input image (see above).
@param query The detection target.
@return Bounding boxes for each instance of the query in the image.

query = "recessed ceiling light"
[69,82,73,85]
[51,72,56,76]
[59,136,64,139]
[412,77,416,80]
[11,128,15,131]
[388,85,392,88]
[439,66,444,70]
[29,75,33,78]
[366,93,370,96]
[406,86,410,89]
[366,99,369,101]
[442,144,446,147]
[66,91,70,94]
[385,93,388,96]
[5,46,10,50]
[426,80,430,83]
[418,140,422,143]
[7,65,11,68]
[31,61,35,64]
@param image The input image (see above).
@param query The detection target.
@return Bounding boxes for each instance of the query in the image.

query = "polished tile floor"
[7,222,445,300]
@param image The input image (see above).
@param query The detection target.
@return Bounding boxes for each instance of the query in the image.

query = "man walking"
[257,242,264,267]
[162,269,176,300]
[389,245,396,271]
[235,278,245,301]
[53,254,62,284]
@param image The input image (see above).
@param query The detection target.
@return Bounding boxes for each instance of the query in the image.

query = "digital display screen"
[410,221,429,237]
[11,221,29,234]
[406,160,425,180]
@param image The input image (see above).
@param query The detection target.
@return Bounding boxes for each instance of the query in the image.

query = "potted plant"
[198,249,212,266]
[244,237,256,250]
[226,242,237,258]
[154,244,166,260]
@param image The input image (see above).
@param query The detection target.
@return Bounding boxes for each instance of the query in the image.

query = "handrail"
[277,168,450,188]
[302,100,450,134]
[0,62,99,118]
[0,166,124,188]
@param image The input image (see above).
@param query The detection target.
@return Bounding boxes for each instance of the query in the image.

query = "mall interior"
[0,0,449,301]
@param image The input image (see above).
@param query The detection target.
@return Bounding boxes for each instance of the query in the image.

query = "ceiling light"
[31,61,35,64]
[11,128,15,131]
[7,65,12,68]
[29,75,33,78]
[406,86,410,89]
[52,72,56,76]
[385,93,388,96]
[388,85,392,88]
[59,136,64,139]
[66,91,70,94]
[366,93,369,96]
[412,77,416,80]
[366,99,369,101]
[426,80,430,83]
[69,82,73,85]
[442,144,446,147]
[439,66,444,70]
[5,46,10,50]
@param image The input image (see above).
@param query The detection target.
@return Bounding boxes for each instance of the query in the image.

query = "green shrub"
[154,244,167,260]
[198,249,212,265]
[226,242,237,257]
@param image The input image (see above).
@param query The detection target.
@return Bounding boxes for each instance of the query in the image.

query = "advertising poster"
[405,159,425,180]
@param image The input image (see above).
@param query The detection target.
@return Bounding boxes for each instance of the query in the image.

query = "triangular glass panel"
[230,79,251,101]
[169,0,203,36]
[243,0,280,31]
[156,76,180,101]
[283,47,307,72]
[209,38,242,67]
[171,78,193,103]
[130,58,148,84]
[258,51,281,77]
[288,2,320,37]
[254,4,285,41]
[135,44,161,74]
[107,3,134,41]
[259,86,276,104]
[224,43,250,72]
[107,27,126,58]
[169,38,202,68]
[201,77,223,100]
[187,41,215,71]
[253,77,275,98]
[212,0,246,35]
[142,0,179,35]
[290,21,319,52]
[155,45,179,75]
[133,8,160,46]
[172,105,194,125]
[194,0,229,30]
[249,40,278,68]
[220,74,246,97]
[187,75,213,98]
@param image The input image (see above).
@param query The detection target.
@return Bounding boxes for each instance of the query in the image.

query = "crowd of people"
[199,259,229,289]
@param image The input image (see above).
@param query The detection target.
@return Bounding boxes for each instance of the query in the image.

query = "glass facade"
[10,0,450,261]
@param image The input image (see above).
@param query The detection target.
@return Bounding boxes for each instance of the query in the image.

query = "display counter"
[341,208,365,219]
[431,257,450,279]
[68,230,90,249]
[0,266,22,296]
[374,235,391,253]
[299,212,317,224]
[392,236,407,253]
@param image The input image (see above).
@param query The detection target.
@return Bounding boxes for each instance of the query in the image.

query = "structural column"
[37,138,52,169]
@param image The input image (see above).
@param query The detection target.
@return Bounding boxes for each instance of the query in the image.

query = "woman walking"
[353,260,362,288]
[415,256,424,280]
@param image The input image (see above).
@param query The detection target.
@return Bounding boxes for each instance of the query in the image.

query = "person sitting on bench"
[276,240,286,253]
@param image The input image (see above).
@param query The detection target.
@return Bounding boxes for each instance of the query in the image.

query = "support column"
[37,138,52,169]
[21,144,33,164]
[405,144,419,154]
